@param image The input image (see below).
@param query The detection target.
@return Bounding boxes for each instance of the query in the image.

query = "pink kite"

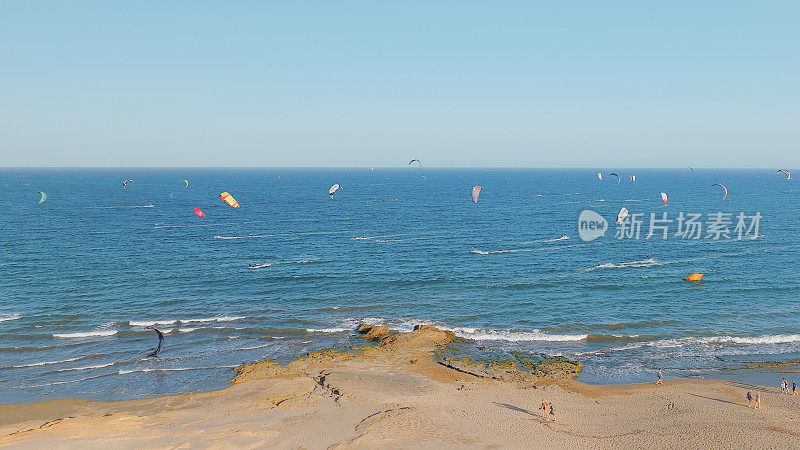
[472,185,482,203]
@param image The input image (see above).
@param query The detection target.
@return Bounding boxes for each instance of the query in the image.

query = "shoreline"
[2,324,799,447]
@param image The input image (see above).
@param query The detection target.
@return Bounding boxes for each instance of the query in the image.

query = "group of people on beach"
[746,391,761,408]
[779,378,796,395]
[743,378,796,408]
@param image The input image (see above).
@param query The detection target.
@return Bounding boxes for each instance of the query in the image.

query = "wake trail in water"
[214,230,351,240]
[471,242,591,255]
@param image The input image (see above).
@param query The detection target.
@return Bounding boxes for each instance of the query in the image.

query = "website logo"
[578,210,608,241]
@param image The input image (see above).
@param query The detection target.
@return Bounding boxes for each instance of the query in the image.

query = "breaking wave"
[129,316,245,327]
[53,330,117,338]
[0,313,22,323]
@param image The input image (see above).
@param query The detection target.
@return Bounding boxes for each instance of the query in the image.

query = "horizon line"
[0,166,792,170]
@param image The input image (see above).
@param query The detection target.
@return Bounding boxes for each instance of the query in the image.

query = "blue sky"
[1,1,798,167]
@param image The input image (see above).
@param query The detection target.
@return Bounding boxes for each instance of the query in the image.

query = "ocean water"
[1,168,799,404]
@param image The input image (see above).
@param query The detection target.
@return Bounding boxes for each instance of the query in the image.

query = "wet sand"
[2,324,799,449]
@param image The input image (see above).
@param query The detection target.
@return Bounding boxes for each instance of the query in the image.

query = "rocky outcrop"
[357,323,393,341]
[437,354,583,386]
[231,360,286,384]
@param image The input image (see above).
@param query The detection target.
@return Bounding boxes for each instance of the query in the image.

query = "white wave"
[358,317,587,342]
[53,330,117,338]
[0,313,22,322]
[130,319,177,327]
[53,362,116,372]
[453,328,587,342]
[248,263,272,269]
[597,334,800,355]
[119,365,237,375]
[239,344,272,351]
[130,316,244,327]
[18,374,110,388]
[702,334,800,345]
[306,327,351,333]
[8,356,87,369]
[182,316,245,324]
[596,258,658,269]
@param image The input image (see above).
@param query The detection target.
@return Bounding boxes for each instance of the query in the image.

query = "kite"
[616,207,629,224]
[329,184,341,198]
[683,273,704,281]
[597,172,603,181]
[147,327,164,357]
[661,192,668,205]
[710,183,728,200]
[36,191,47,204]
[181,179,189,187]
[220,192,239,208]
[408,159,422,169]
[193,207,205,217]
[472,185,481,203]
[123,178,134,188]
[777,169,792,179]
[608,173,621,184]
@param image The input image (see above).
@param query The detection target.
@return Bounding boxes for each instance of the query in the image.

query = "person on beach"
[793,380,797,395]
[780,378,787,395]
[746,391,753,407]
[549,403,556,422]
[755,392,761,408]
[656,369,663,385]
[541,401,548,419]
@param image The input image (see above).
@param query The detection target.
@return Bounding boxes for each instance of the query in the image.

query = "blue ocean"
[1,168,798,404]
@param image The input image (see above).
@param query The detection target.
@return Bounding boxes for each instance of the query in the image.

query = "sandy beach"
[2,324,798,449]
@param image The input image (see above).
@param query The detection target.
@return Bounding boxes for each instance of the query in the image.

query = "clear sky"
[1,1,798,167]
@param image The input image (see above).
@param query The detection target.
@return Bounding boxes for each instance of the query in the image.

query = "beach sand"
[2,324,799,449]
